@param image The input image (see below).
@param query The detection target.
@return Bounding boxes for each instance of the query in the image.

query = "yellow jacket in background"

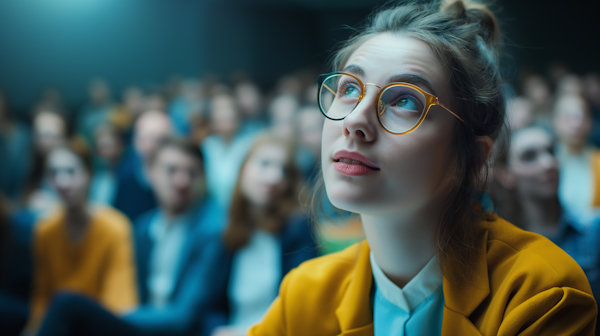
[28,206,138,330]
[249,215,597,336]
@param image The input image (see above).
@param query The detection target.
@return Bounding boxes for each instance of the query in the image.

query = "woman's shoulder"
[483,214,591,292]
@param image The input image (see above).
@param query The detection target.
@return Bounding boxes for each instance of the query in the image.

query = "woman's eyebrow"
[342,64,365,77]
[387,74,437,96]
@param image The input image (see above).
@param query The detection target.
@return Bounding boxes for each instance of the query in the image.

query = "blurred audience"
[88,124,126,206]
[202,93,255,210]
[3,60,600,336]
[26,143,138,335]
[26,110,68,218]
[113,110,172,221]
[205,133,317,336]
[552,93,600,214]
[35,137,225,336]
[76,79,116,146]
[490,124,600,303]
[0,91,32,203]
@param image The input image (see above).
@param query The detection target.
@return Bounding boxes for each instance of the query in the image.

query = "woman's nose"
[342,90,379,142]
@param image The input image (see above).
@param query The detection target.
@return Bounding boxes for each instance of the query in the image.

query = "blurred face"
[507,128,559,198]
[322,33,458,216]
[149,147,203,214]
[94,128,122,163]
[240,143,290,207]
[270,95,299,141]
[46,148,89,207]
[89,80,110,105]
[34,112,67,155]
[297,106,324,156]
[210,95,240,140]
[553,95,592,148]
[523,76,550,107]
[134,111,173,161]
[235,83,262,117]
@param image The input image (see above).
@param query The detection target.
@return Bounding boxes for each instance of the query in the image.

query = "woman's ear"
[476,135,494,160]
[494,166,516,189]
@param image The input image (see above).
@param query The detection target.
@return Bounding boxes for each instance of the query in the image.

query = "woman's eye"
[344,86,359,97]
[396,97,419,111]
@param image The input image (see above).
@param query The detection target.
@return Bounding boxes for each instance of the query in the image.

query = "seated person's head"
[45,141,92,209]
[147,137,205,216]
[235,81,262,119]
[93,124,124,166]
[296,105,324,157]
[133,110,173,162]
[225,133,301,249]
[209,93,240,142]
[493,126,559,200]
[33,110,68,156]
[552,94,592,150]
[88,78,111,106]
[269,94,299,141]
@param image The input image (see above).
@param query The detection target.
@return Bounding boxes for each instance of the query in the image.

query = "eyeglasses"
[317,72,464,135]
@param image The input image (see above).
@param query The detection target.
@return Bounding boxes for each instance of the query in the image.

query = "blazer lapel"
[442,225,490,335]
[335,241,374,336]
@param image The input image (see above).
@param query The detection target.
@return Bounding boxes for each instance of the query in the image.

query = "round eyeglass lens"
[319,74,362,120]
[377,85,427,133]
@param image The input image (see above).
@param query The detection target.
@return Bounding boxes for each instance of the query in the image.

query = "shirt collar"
[370,252,443,313]
[149,205,197,241]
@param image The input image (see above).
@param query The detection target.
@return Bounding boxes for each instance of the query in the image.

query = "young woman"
[26,142,138,334]
[207,133,317,336]
[249,1,597,335]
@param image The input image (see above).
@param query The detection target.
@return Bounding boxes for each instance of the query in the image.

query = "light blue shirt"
[228,230,281,332]
[201,132,257,209]
[147,208,194,307]
[556,144,594,215]
[371,253,444,336]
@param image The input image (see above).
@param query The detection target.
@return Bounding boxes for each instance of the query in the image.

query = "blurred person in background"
[76,78,116,146]
[556,74,584,97]
[168,79,204,136]
[36,137,225,336]
[522,74,552,123]
[584,73,600,147]
[269,94,299,142]
[0,90,32,204]
[88,124,125,206]
[113,110,172,221]
[26,142,137,335]
[294,104,324,180]
[202,93,255,210]
[235,80,267,136]
[25,110,68,218]
[111,87,145,143]
[206,133,317,336]
[490,125,600,331]
[505,96,534,131]
[552,93,600,214]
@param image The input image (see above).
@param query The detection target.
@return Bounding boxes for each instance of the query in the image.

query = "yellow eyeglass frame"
[317,72,465,135]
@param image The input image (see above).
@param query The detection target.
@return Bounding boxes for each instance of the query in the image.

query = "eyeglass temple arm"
[438,102,465,123]
[323,83,337,96]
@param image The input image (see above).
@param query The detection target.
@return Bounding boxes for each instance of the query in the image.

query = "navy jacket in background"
[123,198,225,336]
[113,151,156,222]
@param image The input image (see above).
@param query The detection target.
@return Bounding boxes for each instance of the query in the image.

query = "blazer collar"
[333,220,490,335]
[335,241,374,335]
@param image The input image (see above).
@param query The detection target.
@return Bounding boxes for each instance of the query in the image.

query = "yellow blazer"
[249,215,597,336]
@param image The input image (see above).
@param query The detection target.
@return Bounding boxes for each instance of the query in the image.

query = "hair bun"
[442,0,500,44]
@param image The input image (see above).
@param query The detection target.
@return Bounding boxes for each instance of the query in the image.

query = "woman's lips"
[332,150,380,176]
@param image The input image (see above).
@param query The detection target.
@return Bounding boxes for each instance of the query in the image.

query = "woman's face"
[321,33,458,216]
[46,148,90,207]
[507,128,559,199]
[241,143,290,207]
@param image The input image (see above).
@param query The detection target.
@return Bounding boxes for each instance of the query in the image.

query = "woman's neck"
[361,203,439,289]
[64,203,91,242]
[519,195,561,234]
